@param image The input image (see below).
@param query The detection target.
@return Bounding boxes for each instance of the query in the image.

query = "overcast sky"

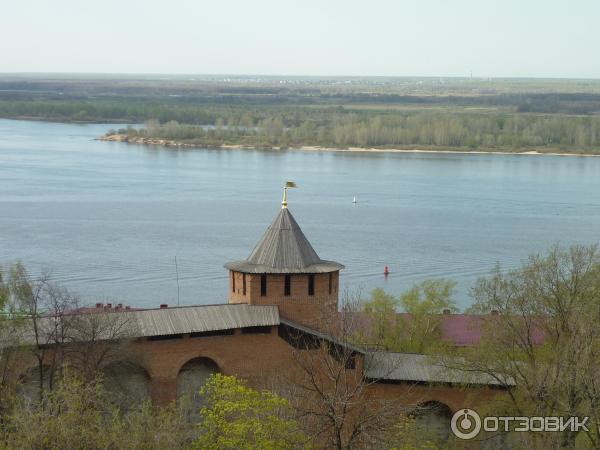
[1,0,598,78]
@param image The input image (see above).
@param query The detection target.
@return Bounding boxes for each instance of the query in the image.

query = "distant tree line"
[3,76,600,114]
[2,81,600,152]
[113,110,600,152]
[2,92,600,123]
[0,99,228,124]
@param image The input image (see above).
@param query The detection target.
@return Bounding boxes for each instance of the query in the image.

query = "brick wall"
[130,327,505,413]
[229,271,253,303]
[228,271,340,330]
[17,322,507,437]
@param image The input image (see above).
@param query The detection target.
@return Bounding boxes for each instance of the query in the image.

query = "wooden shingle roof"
[225,208,344,274]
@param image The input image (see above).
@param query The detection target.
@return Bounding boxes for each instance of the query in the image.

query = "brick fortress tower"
[225,184,344,330]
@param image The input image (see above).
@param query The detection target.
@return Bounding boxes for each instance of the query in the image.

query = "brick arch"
[176,356,221,378]
[410,400,453,443]
[407,386,468,413]
[171,350,227,378]
[176,356,221,412]
[102,361,152,410]
[411,400,453,416]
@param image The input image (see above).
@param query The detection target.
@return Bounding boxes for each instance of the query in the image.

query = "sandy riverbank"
[98,134,600,157]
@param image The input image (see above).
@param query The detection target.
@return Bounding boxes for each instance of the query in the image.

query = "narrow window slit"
[260,274,267,296]
[284,274,291,296]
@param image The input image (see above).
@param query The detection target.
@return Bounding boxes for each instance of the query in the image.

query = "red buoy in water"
[384,266,390,275]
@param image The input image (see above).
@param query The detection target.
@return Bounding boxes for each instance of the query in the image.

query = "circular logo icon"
[451,408,482,440]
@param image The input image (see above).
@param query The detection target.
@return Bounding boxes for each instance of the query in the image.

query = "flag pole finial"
[282,181,297,208]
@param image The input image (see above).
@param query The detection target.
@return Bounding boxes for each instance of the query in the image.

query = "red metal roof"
[342,312,546,347]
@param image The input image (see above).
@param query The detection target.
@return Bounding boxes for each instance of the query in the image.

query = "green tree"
[398,279,457,353]
[358,280,456,353]
[1,372,194,450]
[361,288,400,349]
[0,265,28,411]
[456,245,600,449]
[192,374,307,450]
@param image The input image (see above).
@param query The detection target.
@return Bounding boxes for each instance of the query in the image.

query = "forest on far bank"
[2,75,600,153]
[111,111,600,153]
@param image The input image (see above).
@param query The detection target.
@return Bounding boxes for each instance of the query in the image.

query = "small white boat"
[352,196,357,204]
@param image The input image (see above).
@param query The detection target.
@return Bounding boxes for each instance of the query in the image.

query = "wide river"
[2,118,600,309]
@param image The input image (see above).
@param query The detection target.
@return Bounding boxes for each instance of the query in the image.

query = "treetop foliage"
[111,111,600,153]
[357,280,457,353]
[193,374,307,450]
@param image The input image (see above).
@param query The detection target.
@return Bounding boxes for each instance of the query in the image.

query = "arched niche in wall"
[410,400,453,444]
[176,357,220,413]
[102,361,151,410]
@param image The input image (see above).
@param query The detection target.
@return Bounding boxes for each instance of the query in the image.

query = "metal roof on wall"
[19,305,511,387]
[364,352,515,386]
[131,304,280,337]
[19,304,280,344]
[281,319,511,387]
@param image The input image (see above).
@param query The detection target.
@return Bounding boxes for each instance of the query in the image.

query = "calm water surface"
[2,118,600,309]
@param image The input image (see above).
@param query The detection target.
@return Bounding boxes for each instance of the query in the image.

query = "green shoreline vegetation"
[105,112,600,154]
[2,75,600,153]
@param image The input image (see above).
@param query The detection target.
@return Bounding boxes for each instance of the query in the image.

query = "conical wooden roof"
[225,208,344,274]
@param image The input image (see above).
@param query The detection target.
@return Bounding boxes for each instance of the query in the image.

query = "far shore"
[98,134,600,158]
[0,115,129,125]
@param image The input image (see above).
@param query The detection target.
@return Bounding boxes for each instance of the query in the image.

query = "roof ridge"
[280,209,321,267]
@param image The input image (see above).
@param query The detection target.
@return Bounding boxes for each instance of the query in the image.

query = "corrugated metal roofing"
[280,318,365,354]
[131,304,279,337]
[281,320,508,387]
[224,208,344,274]
[18,306,512,386]
[18,304,280,344]
[364,352,514,386]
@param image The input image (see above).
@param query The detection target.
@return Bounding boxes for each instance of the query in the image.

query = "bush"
[1,373,194,450]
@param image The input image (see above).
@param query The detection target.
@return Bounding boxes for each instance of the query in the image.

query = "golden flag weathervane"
[282,181,297,208]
